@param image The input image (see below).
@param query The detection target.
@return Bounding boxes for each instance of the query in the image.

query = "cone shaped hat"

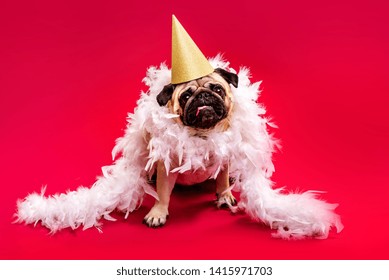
[171,15,214,84]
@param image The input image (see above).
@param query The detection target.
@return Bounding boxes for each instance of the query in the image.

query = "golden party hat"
[171,15,214,84]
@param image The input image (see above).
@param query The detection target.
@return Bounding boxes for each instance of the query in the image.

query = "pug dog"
[16,59,342,239]
[143,68,239,227]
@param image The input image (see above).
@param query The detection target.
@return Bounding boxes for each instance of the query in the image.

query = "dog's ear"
[214,68,239,88]
[156,84,175,106]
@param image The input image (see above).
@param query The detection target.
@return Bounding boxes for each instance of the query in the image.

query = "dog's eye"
[211,84,225,98]
[182,91,191,100]
[179,90,193,108]
[213,85,223,93]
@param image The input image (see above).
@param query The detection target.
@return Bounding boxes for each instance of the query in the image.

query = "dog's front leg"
[143,161,178,227]
[215,164,237,208]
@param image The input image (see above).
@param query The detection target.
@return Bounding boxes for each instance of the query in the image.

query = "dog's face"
[157,68,238,131]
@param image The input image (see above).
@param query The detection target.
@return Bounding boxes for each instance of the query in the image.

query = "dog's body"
[16,57,343,239]
[144,68,238,227]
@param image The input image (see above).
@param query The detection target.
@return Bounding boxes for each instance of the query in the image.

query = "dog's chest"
[175,163,219,186]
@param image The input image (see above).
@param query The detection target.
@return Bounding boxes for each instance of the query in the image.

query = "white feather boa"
[16,56,343,239]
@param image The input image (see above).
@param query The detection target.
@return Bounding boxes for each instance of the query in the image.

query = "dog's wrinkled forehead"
[156,68,238,107]
[175,73,225,93]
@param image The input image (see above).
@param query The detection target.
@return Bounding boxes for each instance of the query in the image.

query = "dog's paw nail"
[144,205,168,228]
[219,203,228,209]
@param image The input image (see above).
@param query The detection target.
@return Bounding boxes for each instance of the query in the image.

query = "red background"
[1,0,388,259]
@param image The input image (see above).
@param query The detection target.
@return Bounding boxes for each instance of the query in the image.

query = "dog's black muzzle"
[182,90,227,129]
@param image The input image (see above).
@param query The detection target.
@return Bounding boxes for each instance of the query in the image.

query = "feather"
[15,55,343,239]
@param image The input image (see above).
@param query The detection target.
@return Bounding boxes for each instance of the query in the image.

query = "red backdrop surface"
[1,0,388,259]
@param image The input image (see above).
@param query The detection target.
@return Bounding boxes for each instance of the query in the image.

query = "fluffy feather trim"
[16,55,343,238]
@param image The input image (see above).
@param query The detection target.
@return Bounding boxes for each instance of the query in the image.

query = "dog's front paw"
[143,204,169,228]
[216,191,237,209]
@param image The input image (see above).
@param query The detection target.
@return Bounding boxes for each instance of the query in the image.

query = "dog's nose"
[197,91,208,100]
